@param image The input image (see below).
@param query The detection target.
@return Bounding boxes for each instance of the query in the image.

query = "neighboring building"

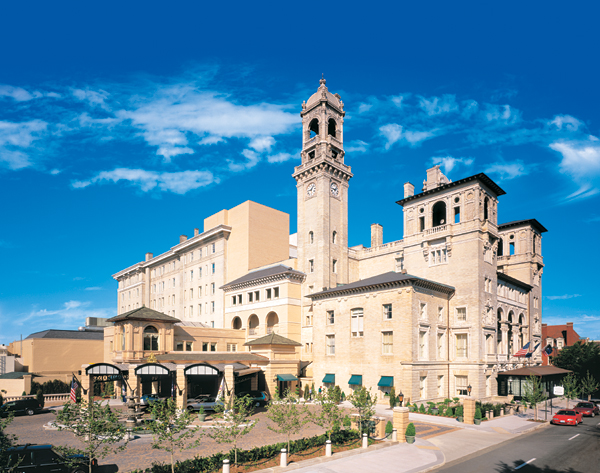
[541,322,580,365]
[106,78,547,406]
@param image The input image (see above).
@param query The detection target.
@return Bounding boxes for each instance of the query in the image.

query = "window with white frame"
[212,263,215,274]
[351,308,364,337]
[190,270,194,281]
[211,301,215,313]
[382,331,393,354]
[456,333,468,358]
[327,310,335,325]
[232,295,237,306]
[456,307,467,322]
[326,335,335,355]
[274,287,279,298]
[212,243,215,253]
[420,303,427,320]
[429,244,447,266]
[455,375,468,396]
[419,330,428,359]
[419,375,427,399]
[211,283,215,295]
[248,292,254,303]
[227,343,237,352]
[254,290,260,301]
[189,305,193,316]
[190,288,193,299]
[383,304,392,320]
[266,288,272,300]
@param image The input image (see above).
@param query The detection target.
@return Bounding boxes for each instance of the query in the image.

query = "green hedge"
[130,430,360,473]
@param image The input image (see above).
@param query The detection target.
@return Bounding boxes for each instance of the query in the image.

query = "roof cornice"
[221,270,306,292]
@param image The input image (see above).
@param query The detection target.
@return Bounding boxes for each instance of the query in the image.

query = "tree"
[36,389,45,409]
[266,390,309,454]
[147,398,200,473]
[347,386,376,435]
[552,341,600,382]
[521,375,547,420]
[209,395,257,465]
[310,387,346,440]
[389,387,396,409]
[561,372,580,408]
[1,414,22,472]
[580,370,600,401]
[56,399,128,473]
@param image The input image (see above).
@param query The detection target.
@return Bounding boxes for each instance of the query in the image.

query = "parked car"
[551,409,583,426]
[139,394,165,408]
[237,391,270,407]
[3,444,96,472]
[0,399,43,417]
[573,401,599,417]
[186,395,224,412]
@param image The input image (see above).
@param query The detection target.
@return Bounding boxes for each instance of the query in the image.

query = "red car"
[573,402,599,417]
[551,409,583,426]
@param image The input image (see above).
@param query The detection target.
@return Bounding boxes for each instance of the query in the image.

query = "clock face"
[306,183,316,197]
[330,182,339,196]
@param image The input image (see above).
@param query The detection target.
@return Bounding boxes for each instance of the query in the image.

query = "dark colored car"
[3,444,96,473]
[0,399,42,417]
[237,391,269,407]
[573,401,599,417]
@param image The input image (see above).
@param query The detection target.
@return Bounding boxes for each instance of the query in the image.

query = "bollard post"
[325,440,332,457]
[392,428,397,442]
[362,433,368,449]
[501,408,504,417]
[489,409,494,419]
[280,448,287,467]
[222,459,230,473]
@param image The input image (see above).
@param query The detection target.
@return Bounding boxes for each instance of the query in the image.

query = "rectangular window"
[266,288,272,300]
[456,334,468,358]
[351,308,364,337]
[210,342,217,351]
[420,303,427,319]
[198,304,202,315]
[237,294,242,305]
[326,335,335,355]
[456,307,467,322]
[419,331,428,360]
[309,259,314,273]
[438,375,444,396]
[383,304,392,320]
[176,342,184,351]
[455,375,468,396]
[189,305,194,316]
[332,259,337,273]
[211,283,215,295]
[227,343,237,352]
[212,243,216,253]
[248,292,253,303]
[327,310,335,325]
[429,245,447,266]
[437,333,444,359]
[190,288,193,299]
[419,216,425,232]
[202,342,208,352]
[212,263,215,274]
[185,342,192,351]
[211,301,215,313]
[509,242,515,255]
[438,307,443,322]
[382,331,393,354]
[454,207,460,223]
[274,287,279,298]
[232,295,237,306]
[419,376,427,399]
[190,270,194,281]
[254,290,260,301]
[199,267,202,277]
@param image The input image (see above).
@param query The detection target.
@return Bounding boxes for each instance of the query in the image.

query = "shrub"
[343,415,351,428]
[405,422,416,437]
[444,407,453,417]
[455,405,463,417]
[389,387,396,409]
[474,408,482,420]
[385,420,393,434]
[493,403,502,417]
[418,404,426,414]
[36,389,44,409]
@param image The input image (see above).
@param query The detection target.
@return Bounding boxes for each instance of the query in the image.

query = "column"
[81,374,92,403]
[224,365,234,402]
[392,406,410,442]
[176,366,187,410]
[463,397,476,425]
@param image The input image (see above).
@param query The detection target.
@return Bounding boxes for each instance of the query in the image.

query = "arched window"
[432,201,447,227]
[332,231,337,244]
[484,197,489,221]
[143,325,159,351]
[309,231,314,244]
[266,312,279,334]
[232,316,242,330]
[508,311,514,324]
[518,313,525,325]
[248,314,259,336]
[328,118,336,137]
[309,118,319,138]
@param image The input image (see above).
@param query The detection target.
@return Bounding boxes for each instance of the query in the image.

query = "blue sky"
[1,1,600,344]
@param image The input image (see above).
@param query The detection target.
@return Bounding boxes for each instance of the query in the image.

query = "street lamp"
[398,391,404,407]
[508,377,513,395]
[467,384,472,396]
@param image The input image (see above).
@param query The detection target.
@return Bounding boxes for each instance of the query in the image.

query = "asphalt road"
[436,417,600,473]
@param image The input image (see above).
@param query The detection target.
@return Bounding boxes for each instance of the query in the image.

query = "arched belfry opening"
[328,118,337,137]
[309,118,319,138]
[432,201,447,227]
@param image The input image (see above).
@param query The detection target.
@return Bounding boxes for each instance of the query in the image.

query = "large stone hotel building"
[108,78,546,405]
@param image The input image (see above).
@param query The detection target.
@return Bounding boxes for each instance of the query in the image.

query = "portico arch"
[248,314,259,335]
[266,312,279,334]
[232,316,242,330]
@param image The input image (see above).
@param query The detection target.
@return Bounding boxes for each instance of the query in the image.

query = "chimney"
[371,224,383,248]
[145,252,153,261]
[566,322,573,327]
[404,182,415,198]
[194,228,200,237]
[401,269,407,274]
[180,235,187,243]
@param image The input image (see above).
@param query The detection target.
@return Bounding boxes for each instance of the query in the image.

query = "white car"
[186,395,224,412]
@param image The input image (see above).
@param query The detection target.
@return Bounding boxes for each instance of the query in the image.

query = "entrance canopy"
[322,373,335,383]
[86,363,122,376]
[277,374,298,382]
[135,363,171,376]
[377,376,393,387]
[185,363,220,376]
[348,375,362,385]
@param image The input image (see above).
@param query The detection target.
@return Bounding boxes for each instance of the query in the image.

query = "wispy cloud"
[546,294,582,300]
[85,286,102,291]
[0,119,48,169]
[431,156,474,175]
[550,137,600,201]
[379,124,434,150]
[345,140,369,153]
[484,160,529,180]
[418,94,459,116]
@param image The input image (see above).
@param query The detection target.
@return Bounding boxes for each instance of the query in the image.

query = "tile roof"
[498,219,548,233]
[221,264,305,290]
[25,330,104,341]
[244,333,302,347]
[498,366,571,377]
[542,324,581,342]
[0,372,40,379]
[307,271,454,299]
[107,307,180,324]
[154,353,268,363]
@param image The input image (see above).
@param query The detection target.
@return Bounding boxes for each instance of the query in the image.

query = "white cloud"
[267,152,295,163]
[483,104,520,124]
[345,140,369,153]
[357,103,373,114]
[85,286,102,291]
[49,169,61,175]
[418,94,458,116]
[550,137,600,200]
[0,119,47,170]
[391,95,406,108]
[228,149,261,172]
[72,88,110,110]
[73,168,215,194]
[550,115,583,132]
[0,85,41,101]
[249,136,275,153]
[64,300,83,310]
[431,156,474,174]
[379,124,434,150]
[19,300,114,326]
[403,130,435,145]
[199,135,225,145]
[546,294,582,300]
[484,161,529,180]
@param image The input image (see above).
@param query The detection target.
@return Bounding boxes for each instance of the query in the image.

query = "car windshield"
[556,410,576,415]
[576,403,592,408]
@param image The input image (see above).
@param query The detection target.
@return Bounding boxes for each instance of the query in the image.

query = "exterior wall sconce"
[467,384,472,395]
[398,391,404,406]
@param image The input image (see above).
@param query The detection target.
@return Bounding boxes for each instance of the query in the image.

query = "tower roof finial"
[320,74,326,86]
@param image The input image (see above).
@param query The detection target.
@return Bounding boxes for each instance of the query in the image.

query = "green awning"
[277,374,298,382]
[322,373,335,383]
[377,376,394,387]
[348,375,362,385]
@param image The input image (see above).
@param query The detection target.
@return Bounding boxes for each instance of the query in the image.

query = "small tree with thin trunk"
[147,398,201,473]
[55,399,128,473]
[580,370,599,401]
[266,390,309,454]
[347,386,376,435]
[561,372,580,408]
[521,375,547,420]
[1,414,23,472]
[310,387,346,440]
[209,395,257,465]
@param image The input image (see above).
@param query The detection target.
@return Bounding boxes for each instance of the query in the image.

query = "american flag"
[525,343,541,358]
[514,342,531,357]
[70,376,78,403]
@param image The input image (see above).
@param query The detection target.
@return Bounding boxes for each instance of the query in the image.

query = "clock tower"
[293,77,353,295]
